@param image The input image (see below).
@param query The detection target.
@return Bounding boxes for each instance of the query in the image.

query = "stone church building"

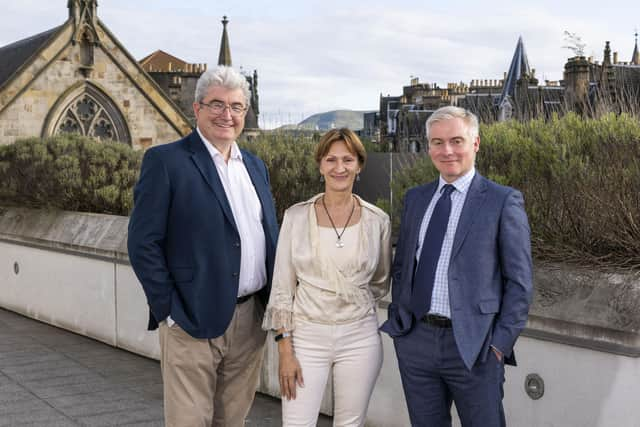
[0,1,261,148]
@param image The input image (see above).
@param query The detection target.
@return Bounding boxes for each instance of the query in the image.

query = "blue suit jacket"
[127,131,279,339]
[381,173,533,369]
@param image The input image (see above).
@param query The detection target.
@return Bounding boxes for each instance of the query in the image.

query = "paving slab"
[0,308,332,426]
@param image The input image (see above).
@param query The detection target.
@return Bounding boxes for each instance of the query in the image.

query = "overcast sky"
[2,0,639,128]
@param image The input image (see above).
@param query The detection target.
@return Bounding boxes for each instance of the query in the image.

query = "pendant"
[336,239,345,248]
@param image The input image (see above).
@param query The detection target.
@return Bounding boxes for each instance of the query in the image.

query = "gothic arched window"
[45,83,131,144]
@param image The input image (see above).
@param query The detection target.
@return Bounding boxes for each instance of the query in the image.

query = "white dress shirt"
[197,128,267,297]
[415,168,475,318]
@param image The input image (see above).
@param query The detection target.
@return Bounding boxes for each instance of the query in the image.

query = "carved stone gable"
[68,0,99,46]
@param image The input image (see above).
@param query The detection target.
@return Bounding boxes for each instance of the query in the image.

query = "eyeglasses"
[199,100,247,116]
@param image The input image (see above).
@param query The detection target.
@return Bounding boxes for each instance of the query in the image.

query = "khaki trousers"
[159,296,267,427]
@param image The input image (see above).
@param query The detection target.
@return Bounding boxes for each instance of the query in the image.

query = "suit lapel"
[405,182,438,289]
[409,182,438,251]
[186,132,238,232]
[450,174,488,259]
[242,150,276,244]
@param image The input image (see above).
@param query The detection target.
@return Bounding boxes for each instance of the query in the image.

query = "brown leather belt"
[421,314,452,328]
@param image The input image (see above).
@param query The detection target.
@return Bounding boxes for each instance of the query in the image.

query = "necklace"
[321,195,356,248]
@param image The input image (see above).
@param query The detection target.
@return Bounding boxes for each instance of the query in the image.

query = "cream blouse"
[262,193,391,331]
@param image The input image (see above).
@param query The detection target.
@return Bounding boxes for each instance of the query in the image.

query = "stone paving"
[0,308,332,426]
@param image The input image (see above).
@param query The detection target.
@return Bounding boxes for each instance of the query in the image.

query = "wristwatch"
[274,331,291,342]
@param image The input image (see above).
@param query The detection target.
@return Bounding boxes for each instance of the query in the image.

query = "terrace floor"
[0,308,332,426]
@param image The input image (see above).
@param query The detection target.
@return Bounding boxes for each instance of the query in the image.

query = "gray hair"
[194,66,251,106]
[425,106,479,141]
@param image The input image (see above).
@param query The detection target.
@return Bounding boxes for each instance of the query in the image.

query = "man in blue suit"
[128,66,278,427]
[381,106,532,426]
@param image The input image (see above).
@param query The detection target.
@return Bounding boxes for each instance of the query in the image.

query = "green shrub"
[0,134,141,215]
[4,113,640,270]
[240,132,322,222]
[387,112,640,269]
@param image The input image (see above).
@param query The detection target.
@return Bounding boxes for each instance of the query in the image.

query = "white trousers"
[282,314,383,427]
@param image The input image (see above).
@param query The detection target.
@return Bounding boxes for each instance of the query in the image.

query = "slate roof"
[0,26,62,90]
[497,36,531,106]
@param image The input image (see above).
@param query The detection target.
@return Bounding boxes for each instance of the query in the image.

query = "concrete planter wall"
[1,206,639,426]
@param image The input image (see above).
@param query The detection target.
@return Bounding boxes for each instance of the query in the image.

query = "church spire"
[218,16,232,66]
[498,36,531,106]
[632,30,639,65]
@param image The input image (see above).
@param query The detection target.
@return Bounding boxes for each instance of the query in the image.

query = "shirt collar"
[196,127,243,161]
[437,167,475,195]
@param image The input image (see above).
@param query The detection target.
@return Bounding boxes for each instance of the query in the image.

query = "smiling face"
[193,85,246,150]
[428,117,480,183]
[319,140,361,194]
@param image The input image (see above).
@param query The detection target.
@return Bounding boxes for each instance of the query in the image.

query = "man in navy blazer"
[381,106,532,426]
[128,66,278,427]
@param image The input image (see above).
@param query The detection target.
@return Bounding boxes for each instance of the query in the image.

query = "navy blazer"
[381,173,533,369]
[127,131,279,339]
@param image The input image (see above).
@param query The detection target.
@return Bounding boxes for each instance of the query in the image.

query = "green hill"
[297,110,372,131]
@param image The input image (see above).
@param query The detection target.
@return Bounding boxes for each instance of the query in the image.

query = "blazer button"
[232,272,239,277]
[234,242,240,247]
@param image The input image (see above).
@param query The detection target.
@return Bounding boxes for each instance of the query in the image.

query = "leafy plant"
[240,132,322,222]
[0,134,141,215]
[385,112,640,270]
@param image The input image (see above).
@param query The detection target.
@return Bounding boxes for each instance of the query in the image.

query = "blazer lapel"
[404,182,438,294]
[186,132,238,232]
[409,182,438,251]
[242,151,277,244]
[450,173,488,259]
[242,151,268,208]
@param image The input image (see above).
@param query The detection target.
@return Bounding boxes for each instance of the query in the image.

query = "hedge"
[0,134,141,215]
[2,113,639,269]
[387,112,640,269]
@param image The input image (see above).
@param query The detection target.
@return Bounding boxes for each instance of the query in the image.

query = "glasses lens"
[209,101,225,114]
[202,101,245,116]
[230,104,246,114]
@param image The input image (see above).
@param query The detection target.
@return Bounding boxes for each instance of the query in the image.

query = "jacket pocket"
[478,299,500,314]
[171,268,194,283]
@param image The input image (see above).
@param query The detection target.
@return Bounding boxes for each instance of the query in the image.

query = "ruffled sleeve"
[262,208,298,331]
[370,213,391,300]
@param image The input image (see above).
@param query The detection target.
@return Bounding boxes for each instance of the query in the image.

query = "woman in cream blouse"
[262,128,391,426]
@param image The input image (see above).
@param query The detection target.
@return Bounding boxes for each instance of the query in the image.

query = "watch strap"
[274,331,291,342]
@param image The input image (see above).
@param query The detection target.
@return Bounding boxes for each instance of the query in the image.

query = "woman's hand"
[278,340,304,400]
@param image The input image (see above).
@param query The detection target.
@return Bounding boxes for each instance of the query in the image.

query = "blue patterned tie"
[410,184,455,318]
